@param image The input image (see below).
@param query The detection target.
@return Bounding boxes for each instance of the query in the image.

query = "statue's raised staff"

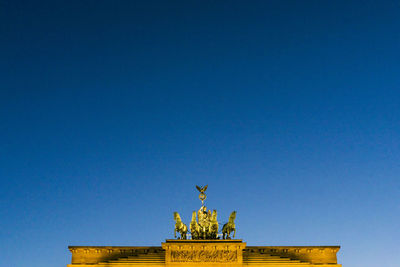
[222,211,236,239]
[173,212,187,239]
[196,185,208,206]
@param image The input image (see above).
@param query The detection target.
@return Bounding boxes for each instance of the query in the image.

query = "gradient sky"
[1,1,400,266]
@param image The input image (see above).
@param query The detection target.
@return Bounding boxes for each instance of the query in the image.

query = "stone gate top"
[162,239,246,267]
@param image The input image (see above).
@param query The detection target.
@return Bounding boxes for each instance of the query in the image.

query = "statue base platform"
[162,239,246,267]
[67,241,341,267]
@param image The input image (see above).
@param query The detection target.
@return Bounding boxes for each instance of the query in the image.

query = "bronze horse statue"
[222,211,236,239]
[208,210,219,239]
[173,212,187,239]
[190,211,200,239]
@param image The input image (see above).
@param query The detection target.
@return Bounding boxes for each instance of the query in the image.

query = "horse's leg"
[174,228,177,239]
[233,228,236,238]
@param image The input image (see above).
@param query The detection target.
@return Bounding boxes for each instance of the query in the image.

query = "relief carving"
[171,250,238,262]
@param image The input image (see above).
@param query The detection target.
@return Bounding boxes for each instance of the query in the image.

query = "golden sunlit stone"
[67,240,341,267]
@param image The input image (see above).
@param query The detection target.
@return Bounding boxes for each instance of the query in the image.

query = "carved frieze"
[171,250,237,262]
[162,240,246,266]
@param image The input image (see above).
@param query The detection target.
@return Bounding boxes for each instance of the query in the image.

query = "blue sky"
[1,1,399,266]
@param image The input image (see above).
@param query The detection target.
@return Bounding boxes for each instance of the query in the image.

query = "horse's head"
[230,211,236,222]
[212,210,217,221]
[174,212,180,222]
[191,211,197,222]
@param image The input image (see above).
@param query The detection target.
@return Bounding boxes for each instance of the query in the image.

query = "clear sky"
[1,1,399,266]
